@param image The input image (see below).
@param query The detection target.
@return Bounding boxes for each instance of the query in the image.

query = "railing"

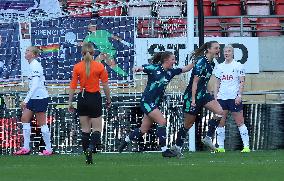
[136,15,284,38]
[0,91,284,154]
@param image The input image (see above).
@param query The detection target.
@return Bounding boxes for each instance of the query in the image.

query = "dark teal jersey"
[184,56,215,99]
[141,64,182,104]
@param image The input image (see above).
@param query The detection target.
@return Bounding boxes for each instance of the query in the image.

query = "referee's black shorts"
[77,91,102,118]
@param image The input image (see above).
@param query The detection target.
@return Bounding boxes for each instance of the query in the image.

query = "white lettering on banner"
[135,37,259,73]
[34,29,65,36]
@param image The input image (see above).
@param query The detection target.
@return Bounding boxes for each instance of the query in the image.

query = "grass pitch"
[0,150,283,181]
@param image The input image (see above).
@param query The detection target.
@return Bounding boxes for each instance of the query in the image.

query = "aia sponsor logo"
[222,74,234,81]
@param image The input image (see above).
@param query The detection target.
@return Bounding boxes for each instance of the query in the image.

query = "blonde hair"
[29,46,40,57]
[224,44,234,54]
[81,42,95,77]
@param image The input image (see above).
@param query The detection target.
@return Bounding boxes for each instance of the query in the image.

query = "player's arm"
[181,63,194,73]
[23,76,40,104]
[112,35,132,47]
[68,66,78,112]
[100,67,111,108]
[214,77,221,99]
[191,75,199,106]
[238,76,245,98]
[112,35,122,41]
[132,66,144,73]
[23,65,41,104]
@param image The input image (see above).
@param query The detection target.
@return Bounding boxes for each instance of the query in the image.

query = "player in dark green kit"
[171,41,224,157]
[118,51,194,157]
[82,24,132,77]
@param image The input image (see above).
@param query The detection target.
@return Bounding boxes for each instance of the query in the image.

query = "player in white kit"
[14,46,52,156]
[204,44,250,153]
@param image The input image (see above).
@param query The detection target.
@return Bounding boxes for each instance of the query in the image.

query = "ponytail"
[190,41,218,62]
[84,51,92,77]
[81,42,95,78]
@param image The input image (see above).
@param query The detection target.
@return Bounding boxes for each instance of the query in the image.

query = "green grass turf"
[0,150,284,181]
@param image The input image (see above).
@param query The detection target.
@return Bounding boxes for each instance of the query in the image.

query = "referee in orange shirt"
[68,42,111,164]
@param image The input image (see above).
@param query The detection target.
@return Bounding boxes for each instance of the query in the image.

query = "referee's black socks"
[82,132,90,152]
[90,131,101,152]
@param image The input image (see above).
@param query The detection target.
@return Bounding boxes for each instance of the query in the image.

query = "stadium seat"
[166,18,187,37]
[216,0,243,16]
[275,0,284,15]
[225,18,253,36]
[256,18,282,36]
[204,18,223,37]
[137,19,163,38]
[194,0,212,16]
[246,0,270,15]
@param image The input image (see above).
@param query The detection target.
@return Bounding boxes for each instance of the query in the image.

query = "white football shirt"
[214,60,245,100]
[24,59,49,103]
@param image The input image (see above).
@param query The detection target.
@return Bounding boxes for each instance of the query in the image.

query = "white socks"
[216,127,225,149]
[22,123,31,150]
[238,124,250,148]
[41,124,52,152]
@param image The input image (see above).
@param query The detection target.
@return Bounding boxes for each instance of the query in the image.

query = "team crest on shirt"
[150,103,155,108]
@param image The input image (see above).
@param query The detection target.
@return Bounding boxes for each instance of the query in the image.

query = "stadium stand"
[225,17,253,37]
[256,17,282,36]
[204,18,223,37]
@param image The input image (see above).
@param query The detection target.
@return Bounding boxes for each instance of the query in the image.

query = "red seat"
[256,18,282,36]
[137,19,163,38]
[166,18,187,37]
[194,0,212,16]
[204,19,223,37]
[216,0,241,16]
[275,0,284,15]
[247,0,270,15]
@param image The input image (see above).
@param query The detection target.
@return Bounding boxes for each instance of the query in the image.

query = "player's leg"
[172,113,196,157]
[172,92,198,156]
[103,49,128,77]
[215,111,228,152]
[118,114,153,152]
[89,92,103,153]
[37,112,52,155]
[147,108,177,157]
[14,107,33,155]
[89,116,102,153]
[80,116,92,164]
[231,100,250,153]
[205,114,221,139]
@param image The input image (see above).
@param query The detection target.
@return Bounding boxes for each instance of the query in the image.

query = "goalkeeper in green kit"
[80,24,132,77]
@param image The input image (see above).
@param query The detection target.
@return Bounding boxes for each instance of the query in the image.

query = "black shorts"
[217,99,243,112]
[77,91,102,118]
[26,98,48,113]
[183,92,214,115]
